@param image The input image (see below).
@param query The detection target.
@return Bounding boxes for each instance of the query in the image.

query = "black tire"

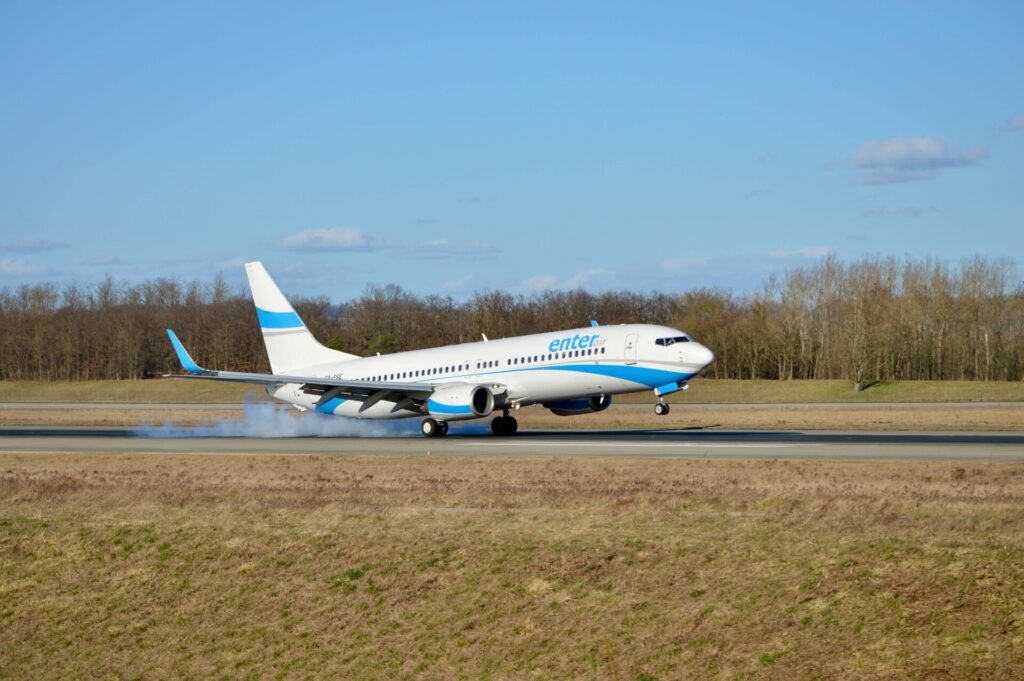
[438,421,449,437]
[491,416,518,436]
[491,416,505,436]
[421,418,439,437]
[654,402,670,416]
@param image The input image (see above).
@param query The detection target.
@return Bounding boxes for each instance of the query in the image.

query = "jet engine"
[426,383,495,421]
[543,394,612,416]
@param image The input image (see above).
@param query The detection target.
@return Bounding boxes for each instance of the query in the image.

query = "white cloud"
[768,246,832,258]
[275,227,384,252]
[1010,114,1024,130]
[629,248,838,294]
[84,256,130,266]
[518,275,560,293]
[441,273,480,295]
[513,268,617,294]
[0,258,45,276]
[849,136,985,185]
[657,257,710,274]
[565,268,613,288]
[6,237,66,252]
[407,239,500,260]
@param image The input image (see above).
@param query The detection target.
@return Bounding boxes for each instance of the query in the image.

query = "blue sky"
[1,1,1022,300]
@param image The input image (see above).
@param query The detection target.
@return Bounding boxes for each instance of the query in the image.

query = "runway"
[1,426,1023,461]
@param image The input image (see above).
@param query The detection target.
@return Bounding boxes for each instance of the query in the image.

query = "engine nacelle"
[427,383,495,421]
[544,394,612,416]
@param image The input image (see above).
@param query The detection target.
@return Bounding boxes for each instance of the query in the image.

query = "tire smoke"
[135,400,420,438]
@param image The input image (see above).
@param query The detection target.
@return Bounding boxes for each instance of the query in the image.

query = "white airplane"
[166,262,715,437]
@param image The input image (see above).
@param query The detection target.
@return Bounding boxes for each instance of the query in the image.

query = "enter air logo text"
[547,334,606,353]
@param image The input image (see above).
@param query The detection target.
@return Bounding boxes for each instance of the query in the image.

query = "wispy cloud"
[849,136,985,185]
[565,268,612,288]
[657,257,710,274]
[406,239,500,260]
[636,248,835,293]
[513,268,617,294]
[275,227,386,252]
[518,274,560,293]
[861,206,935,219]
[0,258,45,277]
[1010,114,1024,130]
[6,237,67,252]
[275,227,499,262]
[84,256,130,267]
[768,246,833,258]
[442,273,480,295]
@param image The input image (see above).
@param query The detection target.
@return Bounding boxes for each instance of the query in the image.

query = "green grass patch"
[2,454,1024,678]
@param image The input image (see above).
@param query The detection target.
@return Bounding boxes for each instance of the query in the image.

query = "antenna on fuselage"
[481,333,489,342]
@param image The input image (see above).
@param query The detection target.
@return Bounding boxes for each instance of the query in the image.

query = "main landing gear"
[421,414,519,438]
[654,401,670,416]
[491,414,518,436]
[421,418,449,438]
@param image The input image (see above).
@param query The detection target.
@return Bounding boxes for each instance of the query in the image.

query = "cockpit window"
[655,335,691,346]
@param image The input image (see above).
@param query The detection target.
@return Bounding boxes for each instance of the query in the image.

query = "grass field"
[2,453,1023,679]
[2,378,1024,405]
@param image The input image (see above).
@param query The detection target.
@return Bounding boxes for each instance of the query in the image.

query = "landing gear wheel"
[491,415,519,436]
[438,421,449,437]
[421,418,440,438]
[654,402,670,416]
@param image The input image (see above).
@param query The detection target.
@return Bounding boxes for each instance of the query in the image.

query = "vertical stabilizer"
[244,262,359,374]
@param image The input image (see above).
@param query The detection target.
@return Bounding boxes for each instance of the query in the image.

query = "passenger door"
[624,334,638,365]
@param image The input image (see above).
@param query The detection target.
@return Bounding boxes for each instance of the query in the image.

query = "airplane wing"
[164,329,437,410]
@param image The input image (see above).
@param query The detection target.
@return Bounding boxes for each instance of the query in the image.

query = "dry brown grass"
[4,378,1024,406]
[3,453,1024,679]
[2,402,1022,431]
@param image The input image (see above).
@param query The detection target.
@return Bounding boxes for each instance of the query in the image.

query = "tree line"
[1,256,1021,385]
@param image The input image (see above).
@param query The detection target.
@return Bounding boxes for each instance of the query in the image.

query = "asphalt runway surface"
[1,425,1023,461]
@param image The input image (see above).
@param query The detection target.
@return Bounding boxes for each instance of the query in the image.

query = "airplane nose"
[697,344,715,367]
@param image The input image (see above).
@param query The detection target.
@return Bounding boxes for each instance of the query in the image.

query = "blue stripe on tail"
[256,308,304,329]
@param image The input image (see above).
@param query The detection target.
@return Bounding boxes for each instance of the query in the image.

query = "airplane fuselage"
[269,323,713,419]
[166,262,715,437]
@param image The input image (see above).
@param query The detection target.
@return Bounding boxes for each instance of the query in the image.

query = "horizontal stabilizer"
[166,329,205,375]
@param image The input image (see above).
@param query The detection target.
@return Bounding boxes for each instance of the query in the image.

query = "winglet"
[590,319,599,327]
[166,329,204,374]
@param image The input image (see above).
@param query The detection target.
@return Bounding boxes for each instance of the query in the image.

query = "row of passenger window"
[353,346,607,383]
[507,346,606,366]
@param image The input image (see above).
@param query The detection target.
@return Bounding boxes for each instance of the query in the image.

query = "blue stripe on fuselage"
[315,397,347,414]
[531,363,691,388]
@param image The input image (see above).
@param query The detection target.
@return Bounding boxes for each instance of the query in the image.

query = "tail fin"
[244,261,359,374]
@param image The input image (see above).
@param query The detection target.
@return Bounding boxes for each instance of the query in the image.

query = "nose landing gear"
[654,401,670,416]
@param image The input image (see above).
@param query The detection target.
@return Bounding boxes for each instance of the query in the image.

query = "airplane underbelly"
[270,386,417,420]
[512,368,624,402]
